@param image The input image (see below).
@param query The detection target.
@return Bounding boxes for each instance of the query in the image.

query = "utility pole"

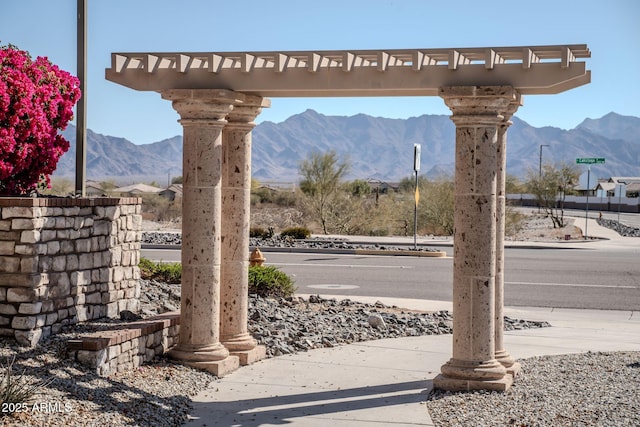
[75,0,87,196]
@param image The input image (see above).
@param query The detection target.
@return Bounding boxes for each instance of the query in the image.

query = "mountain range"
[53,111,640,184]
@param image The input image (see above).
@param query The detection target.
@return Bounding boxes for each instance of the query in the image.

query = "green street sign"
[576,157,605,164]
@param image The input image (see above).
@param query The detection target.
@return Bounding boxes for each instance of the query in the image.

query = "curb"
[354,248,447,257]
[141,244,448,257]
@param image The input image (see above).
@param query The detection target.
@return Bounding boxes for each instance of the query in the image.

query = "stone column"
[220,96,269,365]
[494,96,522,376]
[160,89,241,376]
[433,86,517,392]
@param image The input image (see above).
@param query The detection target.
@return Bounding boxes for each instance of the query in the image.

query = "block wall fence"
[0,197,142,346]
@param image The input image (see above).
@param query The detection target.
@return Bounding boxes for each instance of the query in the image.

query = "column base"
[230,345,267,366]
[504,361,521,377]
[435,358,514,392]
[433,373,513,392]
[168,343,240,377]
[173,355,240,377]
[495,350,521,377]
[222,333,258,352]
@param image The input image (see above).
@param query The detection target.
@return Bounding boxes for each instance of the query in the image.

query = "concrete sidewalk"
[184,298,640,427]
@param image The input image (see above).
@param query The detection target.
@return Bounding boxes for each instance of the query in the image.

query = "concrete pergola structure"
[106,45,590,391]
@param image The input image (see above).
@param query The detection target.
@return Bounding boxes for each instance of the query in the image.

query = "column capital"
[161,89,240,122]
[500,94,524,127]
[227,105,263,127]
[440,86,519,125]
[227,95,270,126]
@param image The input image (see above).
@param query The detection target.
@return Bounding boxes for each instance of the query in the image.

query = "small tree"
[344,179,371,197]
[420,178,455,235]
[0,44,80,195]
[527,161,580,228]
[505,173,526,195]
[299,150,349,234]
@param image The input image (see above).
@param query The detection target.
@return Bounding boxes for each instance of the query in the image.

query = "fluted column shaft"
[220,99,269,364]
[434,86,518,392]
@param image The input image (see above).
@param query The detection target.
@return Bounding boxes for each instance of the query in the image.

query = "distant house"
[596,177,640,198]
[159,184,183,201]
[366,179,400,194]
[113,183,163,197]
[85,180,106,197]
[626,183,640,198]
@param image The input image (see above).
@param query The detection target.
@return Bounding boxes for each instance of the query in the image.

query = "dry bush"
[141,194,181,222]
[505,205,527,237]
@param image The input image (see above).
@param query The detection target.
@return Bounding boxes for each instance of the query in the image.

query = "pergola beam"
[106,45,590,96]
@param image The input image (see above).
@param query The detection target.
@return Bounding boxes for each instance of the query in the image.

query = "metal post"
[618,181,627,224]
[584,166,590,239]
[413,170,418,250]
[618,183,622,224]
[413,144,421,250]
[538,144,549,213]
[75,0,87,196]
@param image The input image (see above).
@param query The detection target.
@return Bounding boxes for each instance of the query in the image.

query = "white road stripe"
[272,262,412,269]
[507,281,635,289]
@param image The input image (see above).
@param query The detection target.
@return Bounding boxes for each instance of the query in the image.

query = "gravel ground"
[427,351,640,426]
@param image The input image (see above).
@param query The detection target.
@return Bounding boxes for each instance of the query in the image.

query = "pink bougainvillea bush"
[0,44,80,195]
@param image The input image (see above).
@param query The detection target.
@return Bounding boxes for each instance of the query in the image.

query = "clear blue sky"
[2,0,639,145]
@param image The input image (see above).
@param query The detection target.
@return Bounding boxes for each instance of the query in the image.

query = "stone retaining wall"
[0,197,142,346]
[67,312,180,376]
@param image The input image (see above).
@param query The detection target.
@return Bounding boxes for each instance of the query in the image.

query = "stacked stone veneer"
[67,312,180,376]
[0,197,142,346]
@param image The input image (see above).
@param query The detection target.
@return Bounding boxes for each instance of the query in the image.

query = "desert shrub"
[250,194,262,206]
[250,227,274,239]
[141,194,181,222]
[139,258,296,298]
[250,227,266,238]
[280,226,311,239]
[272,190,297,207]
[248,265,296,298]
[139,257,181,284]
[251,187,297,207]
[1,356,51,409]
[41,178,74,196]
[251,187,273,205]
[505,205,527,236]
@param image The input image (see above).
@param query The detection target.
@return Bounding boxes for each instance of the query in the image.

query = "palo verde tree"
[299,150,349,234]
[526,161,581,228]
[0,44,81,195]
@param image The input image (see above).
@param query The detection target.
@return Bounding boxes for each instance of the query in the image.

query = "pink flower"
[0,45,80,194]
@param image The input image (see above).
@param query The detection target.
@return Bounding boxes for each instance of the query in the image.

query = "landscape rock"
[597,218,640,237]
[138,281,550,358]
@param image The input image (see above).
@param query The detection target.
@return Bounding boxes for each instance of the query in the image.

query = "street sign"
[413,144,421,172]
[576,157,605,164]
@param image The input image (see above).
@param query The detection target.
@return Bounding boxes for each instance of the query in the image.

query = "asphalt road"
[142,246,640,311]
